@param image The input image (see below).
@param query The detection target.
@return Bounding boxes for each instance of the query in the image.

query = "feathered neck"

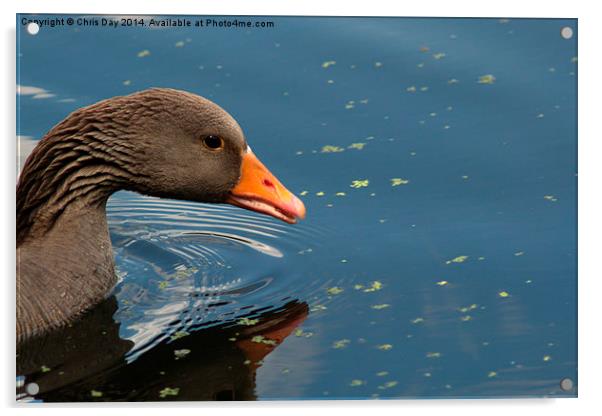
[17,110,145,246]
[16,109,146,343]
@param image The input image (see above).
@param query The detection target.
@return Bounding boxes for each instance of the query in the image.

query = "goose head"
[17,88,306,244]
[98,88,306,223]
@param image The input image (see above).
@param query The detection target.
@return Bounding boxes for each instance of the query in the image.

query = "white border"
[2,1,601,415]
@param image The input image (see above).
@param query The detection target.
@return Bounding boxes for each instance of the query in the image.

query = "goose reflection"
[17,297,308,401]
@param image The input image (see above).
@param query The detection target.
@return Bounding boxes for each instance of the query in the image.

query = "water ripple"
[106,191,327,360]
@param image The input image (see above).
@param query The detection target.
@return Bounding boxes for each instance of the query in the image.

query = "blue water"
[17,15,577,400]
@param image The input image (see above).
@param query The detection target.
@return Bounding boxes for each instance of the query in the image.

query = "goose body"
[16,88,305,343]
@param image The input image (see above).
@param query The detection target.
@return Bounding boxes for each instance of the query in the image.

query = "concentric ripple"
[106,191,329,360]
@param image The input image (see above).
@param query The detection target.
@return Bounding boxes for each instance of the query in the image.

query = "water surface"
[17,15,577,400]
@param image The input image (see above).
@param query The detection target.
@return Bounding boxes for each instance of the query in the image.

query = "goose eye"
[203,135,224,150]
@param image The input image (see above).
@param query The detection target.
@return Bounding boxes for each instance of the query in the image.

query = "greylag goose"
[16,88,306,343]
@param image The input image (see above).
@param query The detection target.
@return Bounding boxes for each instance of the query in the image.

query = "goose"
[16,88,306,343]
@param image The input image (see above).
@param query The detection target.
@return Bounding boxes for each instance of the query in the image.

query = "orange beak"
[226,149,306,224]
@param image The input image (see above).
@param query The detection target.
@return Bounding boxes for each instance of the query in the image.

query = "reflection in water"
[17,297,308,401]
